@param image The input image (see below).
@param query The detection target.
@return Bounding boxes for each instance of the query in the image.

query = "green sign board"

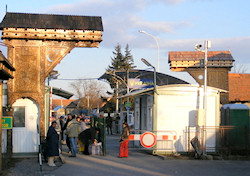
[125,102,131,108]
[2,116,13,129]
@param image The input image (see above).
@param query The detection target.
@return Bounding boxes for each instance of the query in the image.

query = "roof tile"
[169,51,234,62]
[229,73,250,102]
[0,12,103,31]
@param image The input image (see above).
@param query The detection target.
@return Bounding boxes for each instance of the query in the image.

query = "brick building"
[228,73,250,108]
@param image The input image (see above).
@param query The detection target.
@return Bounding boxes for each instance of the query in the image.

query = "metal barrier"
[185,126,242,155]
[128,130,177,154]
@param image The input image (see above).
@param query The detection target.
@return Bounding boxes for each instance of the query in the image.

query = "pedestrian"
[62,114,72,153]
[119,122,130,158]
[78,118,87,153]
[80,118,87,132]
[106,112,113,135]
[46,121,59,166]
[59,116,65,141]
[66,114,80,157]
[78,127,100,155]
[54,116,63,151]
[115,113,120,134]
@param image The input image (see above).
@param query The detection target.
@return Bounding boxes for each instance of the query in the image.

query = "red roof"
[229,73,250,102]
[52,99,76,108]
[169,51,234,62]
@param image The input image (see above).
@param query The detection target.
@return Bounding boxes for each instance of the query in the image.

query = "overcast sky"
[0,0,249,97]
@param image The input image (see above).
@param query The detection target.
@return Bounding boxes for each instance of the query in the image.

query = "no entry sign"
[140,132,156,148]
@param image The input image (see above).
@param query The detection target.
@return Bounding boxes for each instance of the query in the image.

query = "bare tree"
[231,63,248,73]
[70,79,107,111]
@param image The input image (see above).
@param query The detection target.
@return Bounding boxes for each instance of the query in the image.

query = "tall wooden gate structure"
[0,12,103,138]
[168,51,234,104]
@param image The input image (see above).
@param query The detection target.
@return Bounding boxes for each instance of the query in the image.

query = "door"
[12,98,39,153]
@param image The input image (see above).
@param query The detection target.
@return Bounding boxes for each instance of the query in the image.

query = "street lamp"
[105,70,130,123]
[141,58,157,132]
[195,40,211,155]
[47,70,60,121]
[141,58,156,90]
[47,70,60,86]
[139,30,160,72]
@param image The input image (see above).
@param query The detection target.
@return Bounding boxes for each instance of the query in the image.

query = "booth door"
[12,98,39,153]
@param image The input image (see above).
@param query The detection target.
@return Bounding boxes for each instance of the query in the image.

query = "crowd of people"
[46,114,100,166]
[45,112,130,167]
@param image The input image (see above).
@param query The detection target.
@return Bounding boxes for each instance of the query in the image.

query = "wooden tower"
[168,51,234,104]
[0,12,103,138]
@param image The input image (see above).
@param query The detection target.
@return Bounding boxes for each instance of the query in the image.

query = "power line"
[51,78,100,81]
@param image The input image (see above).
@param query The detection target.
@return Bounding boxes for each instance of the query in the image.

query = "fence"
[128,130,177,154]
[186,125,249,156]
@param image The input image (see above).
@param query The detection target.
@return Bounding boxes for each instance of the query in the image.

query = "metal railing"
[128,130,177,153]
[185,125,250,156]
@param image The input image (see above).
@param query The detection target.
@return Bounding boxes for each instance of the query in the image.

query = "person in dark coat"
[62,114,72,153]
[46,121,59,166]
[59,116,65,141]
[78,127,100,155]
[106,113,113,135]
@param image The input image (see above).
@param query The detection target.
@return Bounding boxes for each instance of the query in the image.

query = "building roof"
[52,87,74,99]
[53,105,64,112]
[228,73,250,102]
[169,51,234,62]
[0,12,103,31]
[52,99,76,109]
[0,50,15,80]
[99,69,189,86]
[121,84,227,98]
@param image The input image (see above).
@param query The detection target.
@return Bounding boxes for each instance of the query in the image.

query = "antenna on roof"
[6,5,7,13]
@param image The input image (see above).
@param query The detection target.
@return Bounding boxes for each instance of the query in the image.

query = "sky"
[0,0,249,98]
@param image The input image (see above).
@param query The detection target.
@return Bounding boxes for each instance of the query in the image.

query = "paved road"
[48,134,250,176]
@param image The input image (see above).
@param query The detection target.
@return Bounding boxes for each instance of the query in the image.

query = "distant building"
[52,99,76,117]
[228,73,250,108]
[169,51,234,104]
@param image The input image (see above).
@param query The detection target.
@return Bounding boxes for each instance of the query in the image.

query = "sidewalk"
[4,134,123,176]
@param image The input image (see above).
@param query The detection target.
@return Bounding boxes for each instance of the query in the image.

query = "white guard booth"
[128,84,224,154]
[12,98,40,154]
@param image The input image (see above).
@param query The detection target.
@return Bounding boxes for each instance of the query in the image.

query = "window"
[13,107,25,127]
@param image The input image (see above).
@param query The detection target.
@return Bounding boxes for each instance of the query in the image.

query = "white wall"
[134,85,220,153]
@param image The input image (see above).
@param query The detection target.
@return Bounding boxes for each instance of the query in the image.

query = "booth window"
[13,107,25,127]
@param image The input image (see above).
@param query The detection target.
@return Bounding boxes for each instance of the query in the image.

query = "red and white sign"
[128,131,177,148]
[140,132,156,148]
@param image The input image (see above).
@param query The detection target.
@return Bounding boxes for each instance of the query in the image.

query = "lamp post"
[141,58,157,131]
[139,30,160,72]
[47,70,60,123]
[47,70,60,86]
[141,58,156,90]
[195,40,211,155]
[105,70,130,122]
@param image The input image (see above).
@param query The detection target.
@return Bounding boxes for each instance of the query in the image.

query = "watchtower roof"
[168,51,234,71]
[0,12,103,31]
[169,51,234,62]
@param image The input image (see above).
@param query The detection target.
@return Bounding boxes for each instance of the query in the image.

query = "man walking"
[106,113,113,135]
[66,114,80,157]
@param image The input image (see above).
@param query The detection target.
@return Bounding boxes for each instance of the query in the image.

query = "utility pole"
[195,40,211,155]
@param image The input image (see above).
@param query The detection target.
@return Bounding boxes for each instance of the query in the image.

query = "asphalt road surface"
[48,134,250,176]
